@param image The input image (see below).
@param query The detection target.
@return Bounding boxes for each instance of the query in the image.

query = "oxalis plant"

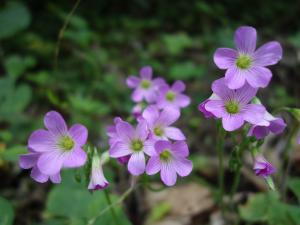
[19,26,300,224]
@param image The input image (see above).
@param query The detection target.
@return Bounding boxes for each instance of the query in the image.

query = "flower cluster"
[108,66,192,186]
[19,111,88,183]
[199,26,286,179]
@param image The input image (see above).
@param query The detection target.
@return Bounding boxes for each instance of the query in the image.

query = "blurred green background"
[0,0,300,225]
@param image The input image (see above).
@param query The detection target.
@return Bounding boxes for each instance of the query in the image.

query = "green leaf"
[147,202,171,223]
[4,55,36,79]
[0,1,31,39]
[239,192,269,222]
[162,33,193,55]
[45,171,132,225]
[0,197,14,225]
[0,145,27,162]
[288,178,300,202]
[169,62,206,80]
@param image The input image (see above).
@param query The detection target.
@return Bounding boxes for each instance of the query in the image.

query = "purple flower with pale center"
[142,105,185,141]
[146,140,192,186]
[248,112,286,139]
[205,78,267,131]
[214,26,282,89]
[253,155,276,178]
[156,81,191,111]
[19,148,61,183]
[88,153,109,190]
[127,66,166,103]
[21,111,88,177]
[109,120,154,175]
[198,94,219,119]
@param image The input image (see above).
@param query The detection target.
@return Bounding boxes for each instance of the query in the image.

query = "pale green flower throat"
[58,136,75,151]
[236,54,252,69]
[141,80,151,89]
[131,139,143,152]
[166,91,176,102]
[225,101,239,114]
[160,149,172,162]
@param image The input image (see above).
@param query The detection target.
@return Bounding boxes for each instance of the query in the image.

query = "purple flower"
[156,81,191,111]
[146,140,192,186]
[88,153,109,190]
[248,112,286,139]
[214,26,282,89]
[205,78,267,131]
[142,105,185,141]
[253,155,276,178]
[21,111,88,177]
[19,148,61,183]
[109,120,154,175]
[198,94,219,119]
[132,103,144,119]
[127,66,166,103]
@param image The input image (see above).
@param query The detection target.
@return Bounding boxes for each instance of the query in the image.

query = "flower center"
[225,101,239,114]
[58,136,74,151]
[166,91,176,102]
[131,139,144,152]
[154,126,164,136]
[236,54,252,69]
[140,80,151,89]
[160,149,172,162]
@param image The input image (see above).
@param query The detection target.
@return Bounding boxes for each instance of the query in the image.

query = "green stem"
[104,189,120,225]
[216,122,225,214]
[280,123,299,200]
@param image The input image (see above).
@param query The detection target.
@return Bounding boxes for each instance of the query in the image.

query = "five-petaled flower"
[205,78,267,131]
[146,140,192,186]
[142,105,185,141]
[214,26,282,89]
[126,66,166,103]
[109,120,154,175]
[156,80,191,111]
[19,111,88,183]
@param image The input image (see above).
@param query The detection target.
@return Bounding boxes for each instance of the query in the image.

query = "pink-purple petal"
[131,88,144,102]
[19,153,39,169]
[269,118,286,134]
[222,114,244,131]
[173,158,193,177]
[63,148,87,168]
[157,108,180,126]
[225,67,246,89]
[253,41,282,66]
[214,48,238,69]
[28,129,54,153]
[234,26,257,54]
[142,105,159,126]
[155,140,172,154]
[109,142,131,158]
[30,166,49,183]
[116,121,134,142]
[146,156,161,175]
[126,76,140,88]
[160,163,177,186]
[135,120,148,140]
[242,104,266,125]
[245,66,272,88]
[176,94,191,107]
[140,66,152,79]
[69,124,88,146]
[172,141,189,157]
[37,150,65,175]
[50,173,61,184]
[44,111,68,136]
[172,81,186,92]
[204,100,225,118]
[128,152,146,175]
[164,127,186,140]
[235,82,258,105]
